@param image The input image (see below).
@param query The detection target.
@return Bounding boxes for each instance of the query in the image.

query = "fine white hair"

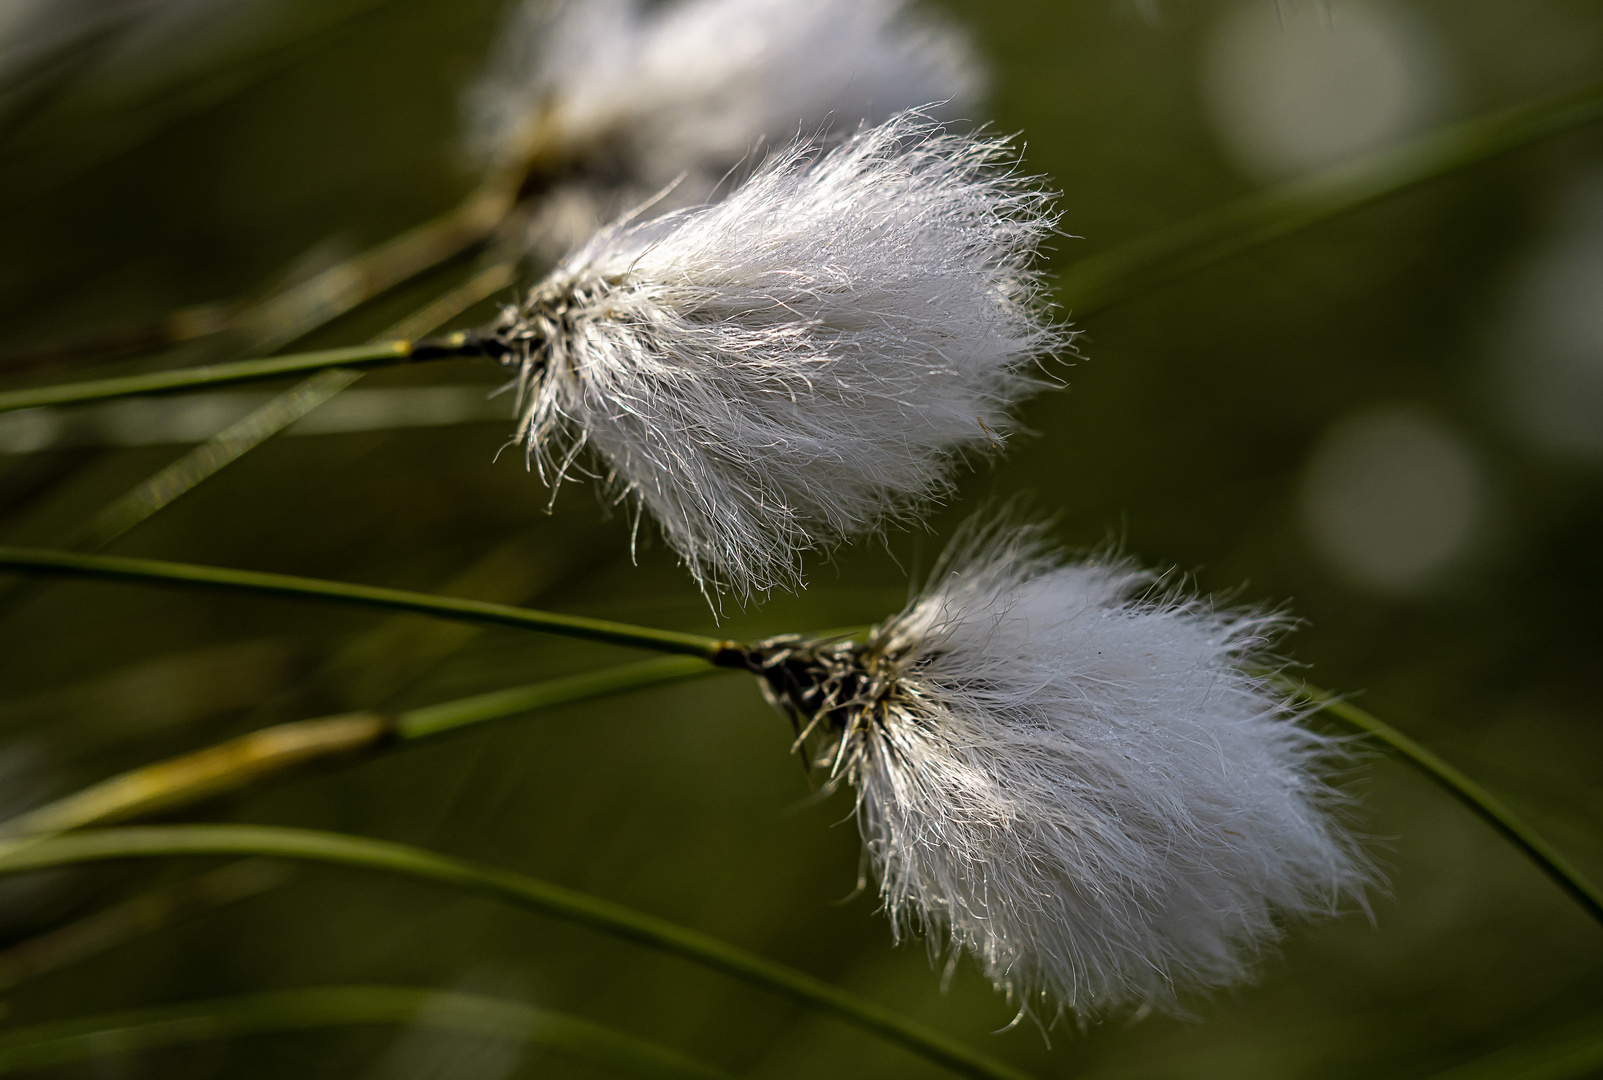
[765,516,1372,1017]
[495,111,1064,602]
[466,0,985,226]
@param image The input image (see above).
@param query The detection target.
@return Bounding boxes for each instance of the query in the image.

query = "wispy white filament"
[467,0,985,213]
[787,517,1371,1017]
[498,111,1064,601]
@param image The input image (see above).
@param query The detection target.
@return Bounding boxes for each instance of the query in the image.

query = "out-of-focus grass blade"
[0,385,512,453]
[0,263,516,620]
[1058,77,1603,317]
[63,263,516,552]
[0,0,149,144]
[0,0,411,204]
[1423,1021,1603,1080]
[0,859,293,993]
[0,985,732,1080]
[0,825,1038,1080]
[1286,677,1603,929]
[0,656,728,836]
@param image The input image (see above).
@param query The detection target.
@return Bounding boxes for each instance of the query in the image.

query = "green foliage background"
[1,0,1601,1076]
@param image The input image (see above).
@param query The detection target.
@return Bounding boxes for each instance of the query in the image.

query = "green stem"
[0,826,1035,1080]
[0,986,730,1080]
[0,338,465,414]
[1286,677,1603,928]
[1058,77,1603,316]
[396,655,722,740]
[0,547,728,659]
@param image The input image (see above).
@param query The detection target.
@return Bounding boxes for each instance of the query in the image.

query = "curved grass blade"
[0,985,730,1080]
[1058,77,1603,317]
[0,656,728,836]
[0,714,392,837]
[0,825,1037,1080]
[0,548,728,658]
[1286,677,1603,929]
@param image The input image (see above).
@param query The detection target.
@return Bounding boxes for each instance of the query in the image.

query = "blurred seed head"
[749,514,1372,1018]
[466,0,986,251]
[491,110,1064,603]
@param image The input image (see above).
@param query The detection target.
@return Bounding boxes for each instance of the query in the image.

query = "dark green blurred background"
[1,0,1602,1076]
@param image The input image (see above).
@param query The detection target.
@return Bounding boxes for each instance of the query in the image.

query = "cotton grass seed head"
[467,0,985,205]
[486,110,1065,602]
[743,514,1373,1018]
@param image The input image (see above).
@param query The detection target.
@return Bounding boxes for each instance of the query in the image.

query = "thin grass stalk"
[0,825,1038,1080]
[1056,77,1603,316]
[1287,677,1603,928]
[0,340,433,414]
[395,654,723,739]
[0,548,728,658]
[0,657,727,836]
[0,985,731,1080]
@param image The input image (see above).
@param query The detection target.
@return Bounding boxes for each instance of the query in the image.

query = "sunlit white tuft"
[492,111,1063,601]
[751,516,1372,1017]
[467,0,985,220]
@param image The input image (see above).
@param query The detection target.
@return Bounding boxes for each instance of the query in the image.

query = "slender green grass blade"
[1058,78,1603,317]
[396,655,724,740]
[0,825,1036,1080]
[0,547,727,658]
[0,986,730,1079]
[1286,677,1603,928]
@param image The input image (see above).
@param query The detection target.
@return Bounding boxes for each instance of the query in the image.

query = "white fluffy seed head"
[492,111,1065,603]
[750,515,1373,1018]
[467,0,985,198]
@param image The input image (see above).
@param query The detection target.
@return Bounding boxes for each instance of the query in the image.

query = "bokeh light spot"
[1489,167,1603,460]
[1298,405,1487,593]
[1202,0,1447,181]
